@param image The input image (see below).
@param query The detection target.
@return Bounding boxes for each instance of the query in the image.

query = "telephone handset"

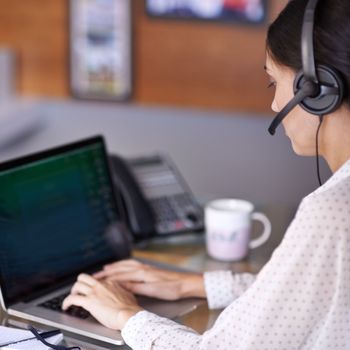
[108,153,204,240]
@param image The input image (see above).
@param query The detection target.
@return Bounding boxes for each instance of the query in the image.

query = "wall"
[0,0,287,113]
[0,99,332,209]
[0,1,68,96]
[0,1,329,211]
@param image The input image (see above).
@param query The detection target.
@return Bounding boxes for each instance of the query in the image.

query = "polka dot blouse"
[122,159,350,349]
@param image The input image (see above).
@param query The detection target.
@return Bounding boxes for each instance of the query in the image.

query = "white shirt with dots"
[122,159,350,349]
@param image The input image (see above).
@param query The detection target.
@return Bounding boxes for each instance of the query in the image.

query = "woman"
[62,0,350,348]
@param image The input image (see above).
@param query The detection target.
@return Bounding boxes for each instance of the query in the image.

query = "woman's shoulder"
[297,176,350,232]
[306,175,350,208]
[305,160,350,204]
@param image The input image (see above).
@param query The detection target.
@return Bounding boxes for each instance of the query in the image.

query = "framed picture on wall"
[70,0,132,101]
[146,0,267,24]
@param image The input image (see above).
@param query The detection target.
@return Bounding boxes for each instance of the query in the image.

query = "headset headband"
[302,0,319,82]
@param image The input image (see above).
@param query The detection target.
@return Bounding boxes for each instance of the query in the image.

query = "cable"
[316,115,324,186]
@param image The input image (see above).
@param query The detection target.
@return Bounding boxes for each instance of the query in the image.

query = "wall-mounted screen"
[146,0,267,24]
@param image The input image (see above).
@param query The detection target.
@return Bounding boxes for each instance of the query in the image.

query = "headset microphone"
[268,81,319,135]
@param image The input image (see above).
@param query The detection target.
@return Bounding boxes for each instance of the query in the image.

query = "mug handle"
[249,212,271,249]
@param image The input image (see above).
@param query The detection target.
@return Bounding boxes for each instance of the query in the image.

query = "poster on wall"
[146,0,267,24]
[70,0,132,101]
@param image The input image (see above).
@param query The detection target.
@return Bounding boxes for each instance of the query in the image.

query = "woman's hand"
[62,274,143,330]
[93,259,206,301]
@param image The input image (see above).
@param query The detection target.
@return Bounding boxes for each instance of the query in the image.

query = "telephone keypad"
[126,153,204,235]
[150,193,202,234]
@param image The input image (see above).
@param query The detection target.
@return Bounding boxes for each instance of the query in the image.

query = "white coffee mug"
[205,199,271,261]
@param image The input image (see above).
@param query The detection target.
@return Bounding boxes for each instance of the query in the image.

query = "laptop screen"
[0,136,130,306]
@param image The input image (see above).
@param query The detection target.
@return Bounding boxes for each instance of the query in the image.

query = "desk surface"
[0,205,295,349]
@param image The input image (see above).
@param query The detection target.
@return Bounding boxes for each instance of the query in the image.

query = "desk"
[133,203,295,333]
[0,205,295,349]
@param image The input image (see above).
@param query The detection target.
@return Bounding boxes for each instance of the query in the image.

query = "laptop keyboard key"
[65,305,90,319]
[39,293,90,320]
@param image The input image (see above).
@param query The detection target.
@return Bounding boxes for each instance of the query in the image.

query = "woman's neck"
[325,152,350,173]
[322,107,350,173]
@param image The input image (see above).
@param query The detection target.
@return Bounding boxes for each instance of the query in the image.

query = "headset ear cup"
[293,64,344,115]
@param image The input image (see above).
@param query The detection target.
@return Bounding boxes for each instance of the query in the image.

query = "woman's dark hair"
[266,0,350,106]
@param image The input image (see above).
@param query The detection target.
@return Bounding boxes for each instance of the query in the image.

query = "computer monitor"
[146,0,267,24]
[0,136,130,306]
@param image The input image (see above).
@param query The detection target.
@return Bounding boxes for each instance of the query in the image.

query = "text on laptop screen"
[0,139,129,305]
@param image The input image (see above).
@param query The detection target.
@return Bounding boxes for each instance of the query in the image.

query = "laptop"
[0,136,202,345]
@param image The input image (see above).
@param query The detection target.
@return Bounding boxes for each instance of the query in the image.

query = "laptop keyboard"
[38,293,90,319]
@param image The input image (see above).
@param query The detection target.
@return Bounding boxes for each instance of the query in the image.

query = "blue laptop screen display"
[0,139,129,305]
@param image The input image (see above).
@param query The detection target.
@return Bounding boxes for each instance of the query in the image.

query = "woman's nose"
[271,99,279,113]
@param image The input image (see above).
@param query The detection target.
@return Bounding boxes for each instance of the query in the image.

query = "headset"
[268,0,344,136]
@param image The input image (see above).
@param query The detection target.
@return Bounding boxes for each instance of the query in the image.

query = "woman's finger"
[94,268,136,279]
[123,281,180,301]
[105,271,145,282]
[62,294,90,311]
[71,281,93,296]
[105,267,159,283]
[93,270,108,279]
[104,259,141,271]
[77,273,98,287]
[93,260,143,279]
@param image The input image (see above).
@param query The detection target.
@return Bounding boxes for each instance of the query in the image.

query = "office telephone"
[108,153,204,240]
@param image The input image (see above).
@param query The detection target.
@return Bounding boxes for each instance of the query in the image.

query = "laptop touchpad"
[137,295,204,319]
